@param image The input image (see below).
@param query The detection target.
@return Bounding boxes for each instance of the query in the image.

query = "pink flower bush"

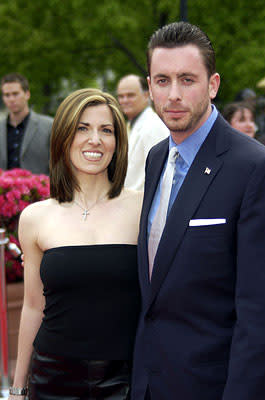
[0,168,50,283]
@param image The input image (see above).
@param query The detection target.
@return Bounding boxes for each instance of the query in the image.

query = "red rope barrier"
[0,229,9,389]
[0,284,8,377]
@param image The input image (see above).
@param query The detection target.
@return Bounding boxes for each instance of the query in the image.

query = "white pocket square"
[189,218,226,226]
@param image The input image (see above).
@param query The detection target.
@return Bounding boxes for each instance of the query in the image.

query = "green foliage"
[0,0,264,113]
[188,0,265,104]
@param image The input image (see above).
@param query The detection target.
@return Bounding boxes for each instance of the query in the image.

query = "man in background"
[117,74,168,190]
[0,73,53,175]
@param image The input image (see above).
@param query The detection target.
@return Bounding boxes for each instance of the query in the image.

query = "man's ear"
[25,90,31,101]
[147,76,153,101]
[209,73,220,100]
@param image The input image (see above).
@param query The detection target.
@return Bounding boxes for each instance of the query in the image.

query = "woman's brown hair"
[50,88,128,203]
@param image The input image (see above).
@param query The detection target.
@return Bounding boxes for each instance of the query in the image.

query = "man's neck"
[129,106,148,124]
[9,107,30,127]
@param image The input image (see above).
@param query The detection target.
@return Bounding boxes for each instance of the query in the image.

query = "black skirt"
[29,350,131,399]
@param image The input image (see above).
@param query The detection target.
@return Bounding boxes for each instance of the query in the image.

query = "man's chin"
[166,122,191,133]
[160,114,189,131]
[9,107,19,113]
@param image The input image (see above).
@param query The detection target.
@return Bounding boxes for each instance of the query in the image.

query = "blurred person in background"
[9,88,142,400]
[234,87,265,142]
[234,87,257,104]
[222,101,257,138]
[117,74,168,190]
[0,73,53,175]
[255,96,265,143]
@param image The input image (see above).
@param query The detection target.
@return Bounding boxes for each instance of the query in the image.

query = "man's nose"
[168,82,182,101]
[121,95,130,103]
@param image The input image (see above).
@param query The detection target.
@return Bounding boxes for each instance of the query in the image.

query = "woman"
[222,101,256,138]
[9,88,143,399]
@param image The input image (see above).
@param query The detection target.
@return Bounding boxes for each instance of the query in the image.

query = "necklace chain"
[74,195,107,221]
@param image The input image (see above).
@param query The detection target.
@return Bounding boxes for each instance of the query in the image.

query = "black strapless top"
[34,244,140,360]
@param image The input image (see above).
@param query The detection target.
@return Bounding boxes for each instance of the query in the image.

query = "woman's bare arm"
[9,205,45,399]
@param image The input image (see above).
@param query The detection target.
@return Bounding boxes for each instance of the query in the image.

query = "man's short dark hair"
[139,76,149,92]
[147,21,216,78]
[1,73,29,92]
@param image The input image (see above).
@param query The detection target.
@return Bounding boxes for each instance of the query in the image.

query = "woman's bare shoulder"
[20,198,57,223]
[121,188,144,205]
[116,189,143,219]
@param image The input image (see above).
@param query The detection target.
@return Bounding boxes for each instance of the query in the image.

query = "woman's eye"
[77,126,87,132]
[102,128,113,134]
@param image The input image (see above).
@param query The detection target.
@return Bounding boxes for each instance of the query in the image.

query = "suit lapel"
[20,112,37,158]
[0,118,8,169]
[148,117,230,308]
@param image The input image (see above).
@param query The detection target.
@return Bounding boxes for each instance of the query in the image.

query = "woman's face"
[70,104,116,179]
[230,108,256,138]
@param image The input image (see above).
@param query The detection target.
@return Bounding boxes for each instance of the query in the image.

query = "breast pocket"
[187,222,228,238]
[182,221,234,262]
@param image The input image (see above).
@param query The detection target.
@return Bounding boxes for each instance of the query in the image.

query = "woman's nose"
[88,130,101,144]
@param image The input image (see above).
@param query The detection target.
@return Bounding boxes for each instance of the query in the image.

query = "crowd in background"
[0,72,264,179]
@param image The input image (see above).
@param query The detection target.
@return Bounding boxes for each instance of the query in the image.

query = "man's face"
[117,76,149,120]
[148,45,220,143]
[1,82,30,114]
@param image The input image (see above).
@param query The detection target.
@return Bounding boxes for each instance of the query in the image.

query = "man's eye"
[183,78,194,84]
[157,79,167,84]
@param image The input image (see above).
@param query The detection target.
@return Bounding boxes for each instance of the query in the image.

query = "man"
[117,74,168,190]
[132,22,265,400]
[0,73,53,175]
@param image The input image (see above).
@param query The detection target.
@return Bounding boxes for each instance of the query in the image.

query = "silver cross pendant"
[82,210,89,220]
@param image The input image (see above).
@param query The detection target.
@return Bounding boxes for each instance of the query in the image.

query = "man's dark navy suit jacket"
[131,114,265,400]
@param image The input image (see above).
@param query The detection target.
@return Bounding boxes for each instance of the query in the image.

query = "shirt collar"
[7,112,30,129]
[169,104,218,167]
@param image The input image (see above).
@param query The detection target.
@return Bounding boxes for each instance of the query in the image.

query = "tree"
[189,0,265,106]
[0,0,263,113]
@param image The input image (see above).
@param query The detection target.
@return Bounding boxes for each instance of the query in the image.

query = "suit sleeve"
[222,158,265,400]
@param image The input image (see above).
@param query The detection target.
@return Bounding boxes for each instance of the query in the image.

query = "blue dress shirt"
[148,105,218,236]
